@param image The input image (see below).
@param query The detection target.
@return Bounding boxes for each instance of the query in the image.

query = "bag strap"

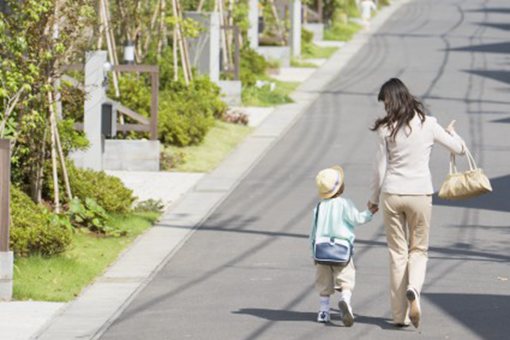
[465,147,478,170]
[449,153,457,174]
[311,201,321,242]
[313,201,335,239]
[450,145,479,173]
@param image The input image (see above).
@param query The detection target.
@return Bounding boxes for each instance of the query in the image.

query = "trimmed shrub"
[67,162,135,213]
[240,46,268,87]
[158,76,226,146]
[301,28,315,56]
[10,187,72,257]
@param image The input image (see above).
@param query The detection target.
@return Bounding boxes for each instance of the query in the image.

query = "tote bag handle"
[449,145,478,174]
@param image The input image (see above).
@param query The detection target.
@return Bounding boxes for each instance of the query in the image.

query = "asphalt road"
[100,0,510,339]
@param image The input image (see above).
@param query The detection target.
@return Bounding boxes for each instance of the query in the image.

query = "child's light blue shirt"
[310,197,373,253]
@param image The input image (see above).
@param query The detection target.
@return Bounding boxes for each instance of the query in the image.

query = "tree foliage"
[0,0,95,201]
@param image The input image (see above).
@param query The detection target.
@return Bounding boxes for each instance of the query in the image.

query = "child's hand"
[367,202,379,214]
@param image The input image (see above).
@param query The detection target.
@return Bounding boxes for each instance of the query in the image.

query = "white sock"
[339,290,352,305]
[319,296,330,312]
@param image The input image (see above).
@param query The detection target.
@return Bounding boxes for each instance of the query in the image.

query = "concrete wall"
[256,46,291,67]
[218,80,242,107]
[185,11,220,82]
[304,23,324,42]
[248,0,259,49]
[71,140,161,171]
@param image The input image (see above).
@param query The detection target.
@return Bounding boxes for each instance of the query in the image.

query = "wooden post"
[150,70,159,140]
[233,26,240,80]
[318,0,323,23]
[0,138,13,301]
[0,140,10,253]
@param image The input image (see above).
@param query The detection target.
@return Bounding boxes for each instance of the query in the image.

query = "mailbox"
[258,16,265,33]
[101,103,117,138]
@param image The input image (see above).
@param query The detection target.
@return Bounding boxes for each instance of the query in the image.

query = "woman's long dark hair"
[371,78,426,140]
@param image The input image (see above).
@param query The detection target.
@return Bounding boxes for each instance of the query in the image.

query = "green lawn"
[163,121,252,173]
[242,79,299,107]
[302,45,339,59]
[324,21,363,42]
[290,58,318,68]
[13,212,160,302]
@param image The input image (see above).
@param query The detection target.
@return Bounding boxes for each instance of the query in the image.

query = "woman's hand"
[367,201,379,214]
[446,120,456,134]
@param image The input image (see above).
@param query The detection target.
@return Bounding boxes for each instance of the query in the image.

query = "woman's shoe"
[406,287,421,328]
[338,300,354,327]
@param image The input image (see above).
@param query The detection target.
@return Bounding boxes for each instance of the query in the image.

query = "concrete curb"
[34,2,410,339]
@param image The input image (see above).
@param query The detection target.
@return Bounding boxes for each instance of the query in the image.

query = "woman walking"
[368,78,465,328]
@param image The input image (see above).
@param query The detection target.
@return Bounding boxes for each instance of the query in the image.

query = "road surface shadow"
[426,293,510,339]
[357,239,510,263]
[447,42,510,54]
[354,314,406,330]
[477,22,510,31]
[467,7,510,14]
[491,117,510,124]
[232,308,318,323]
[464,69,510,86]
[433,174,510,213]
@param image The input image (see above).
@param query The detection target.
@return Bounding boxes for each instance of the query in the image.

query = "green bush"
[301,28,315,56]
[159,95,215,146]
[240,46,268,87]
[67,162,135,213]
[114,74,152,119]
[109,47,227,147]
[10,187,72,257]
[158,76,226,146]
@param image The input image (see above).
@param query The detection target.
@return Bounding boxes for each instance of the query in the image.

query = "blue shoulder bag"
[312,202,353,265]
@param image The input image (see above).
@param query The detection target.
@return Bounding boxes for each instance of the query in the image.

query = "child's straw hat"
[315,165,344,199]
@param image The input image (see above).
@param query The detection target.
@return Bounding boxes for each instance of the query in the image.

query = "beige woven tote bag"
[438,148,492,200]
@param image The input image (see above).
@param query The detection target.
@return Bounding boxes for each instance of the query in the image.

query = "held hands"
[367,201,379,214]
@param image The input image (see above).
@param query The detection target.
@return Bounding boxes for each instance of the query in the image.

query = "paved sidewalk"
[0,302,64,340]
[105,171,204,209]
[0,2,408,339]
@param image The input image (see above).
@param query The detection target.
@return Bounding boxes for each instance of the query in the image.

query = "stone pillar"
[185,12,220,82]
[248,0,259,49]
[83,51,107,171]
[290,0,302,57]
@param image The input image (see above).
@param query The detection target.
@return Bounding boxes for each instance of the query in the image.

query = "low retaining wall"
[71,139,160,171]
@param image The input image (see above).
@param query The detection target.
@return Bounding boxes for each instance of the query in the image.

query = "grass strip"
[13,211,160,302]
[242,79,299,107]
[324,21,363,42]
[302,45,339,59]
[164,121,252,173]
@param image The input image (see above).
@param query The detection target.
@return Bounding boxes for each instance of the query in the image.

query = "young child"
[310,165,377,326]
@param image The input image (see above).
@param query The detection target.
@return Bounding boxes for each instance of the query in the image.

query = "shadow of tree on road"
[467,7,510,14]
[491,117,510,124]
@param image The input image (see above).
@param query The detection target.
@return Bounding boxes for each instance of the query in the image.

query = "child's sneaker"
[338,300,354,327]
[317,310,330,323]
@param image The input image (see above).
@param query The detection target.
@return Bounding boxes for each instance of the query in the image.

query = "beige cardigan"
[369,115,465,205]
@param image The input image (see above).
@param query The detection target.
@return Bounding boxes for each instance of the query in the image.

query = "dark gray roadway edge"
[33,2,410,339]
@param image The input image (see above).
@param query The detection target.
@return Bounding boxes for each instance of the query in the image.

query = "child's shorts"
[315,259,356,296]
